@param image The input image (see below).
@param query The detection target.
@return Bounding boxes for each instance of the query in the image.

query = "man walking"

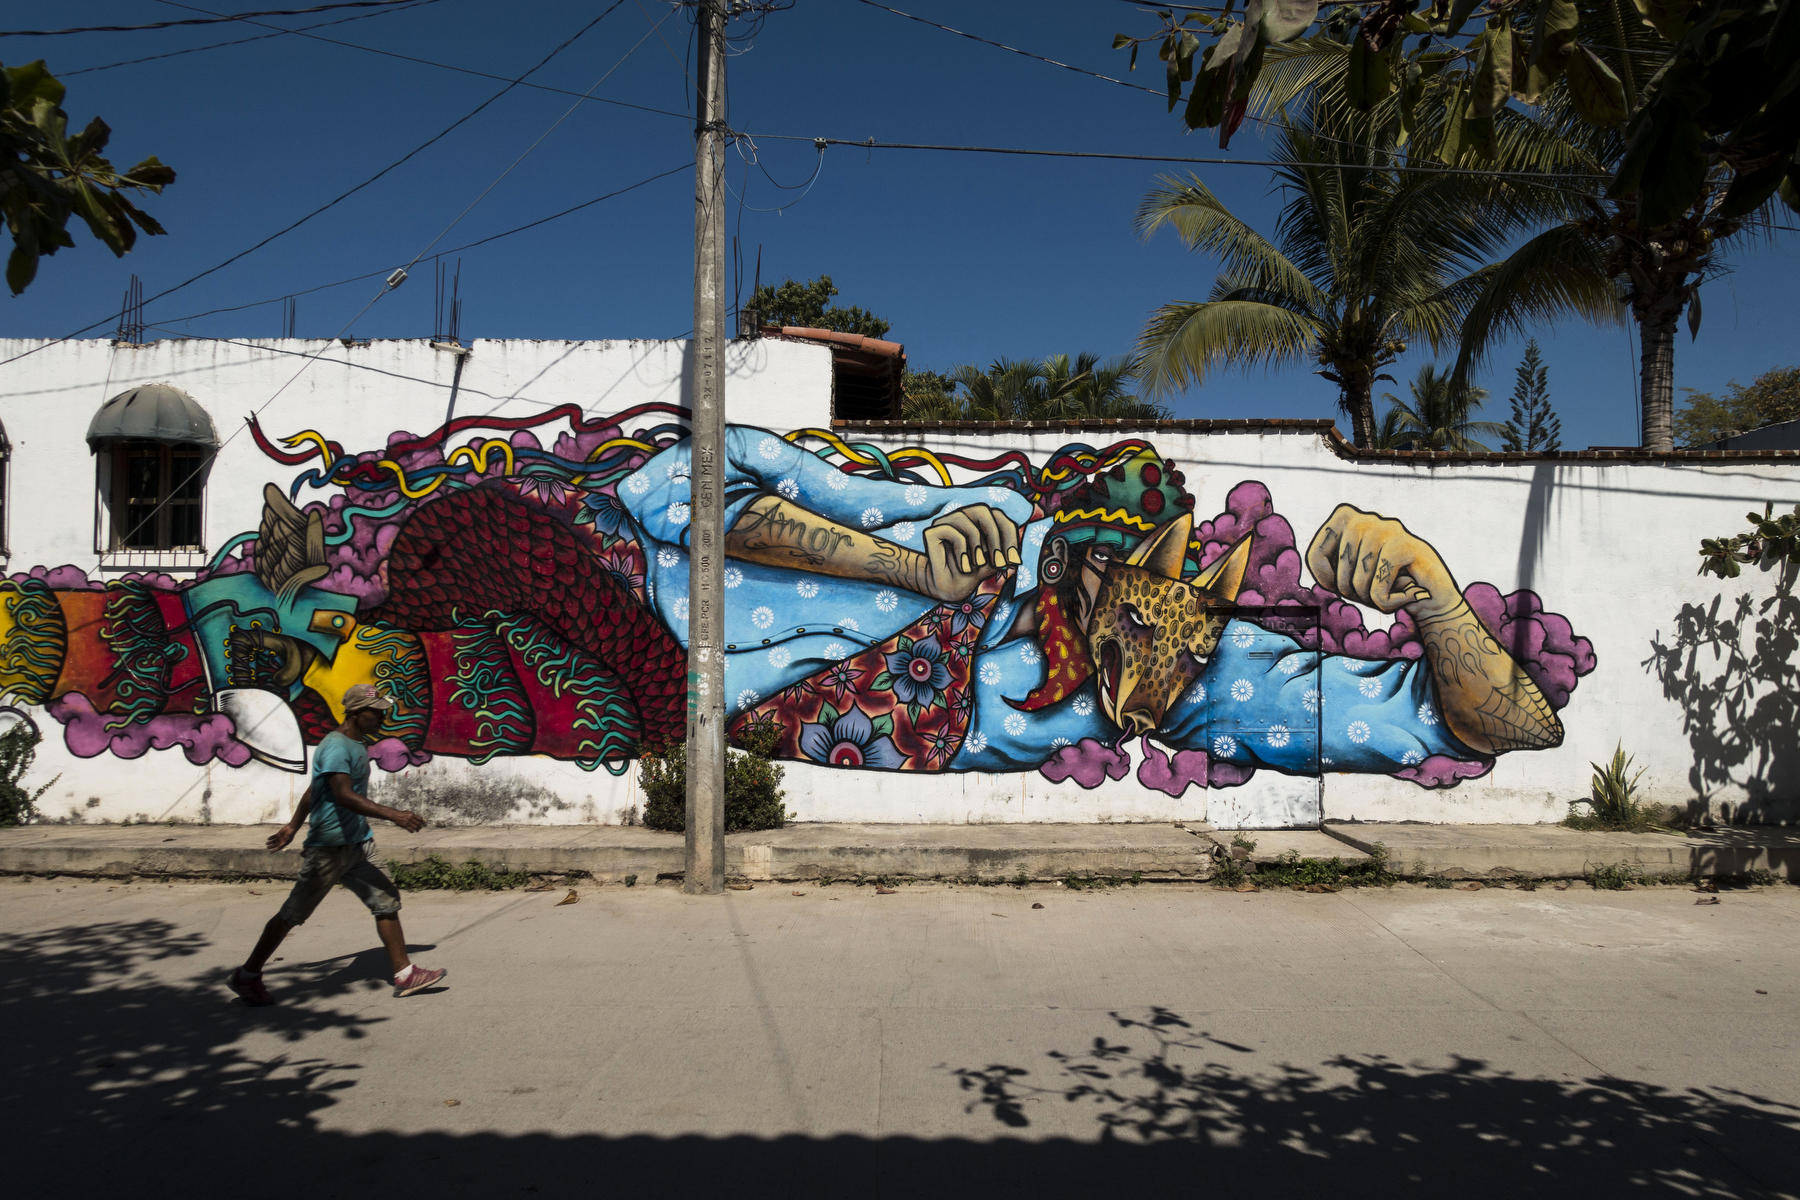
[227,684,446,1005]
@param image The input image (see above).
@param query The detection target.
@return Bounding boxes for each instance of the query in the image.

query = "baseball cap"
[342,684,395,713]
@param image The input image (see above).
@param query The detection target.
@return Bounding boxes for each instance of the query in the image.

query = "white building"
[1,335,1795,828]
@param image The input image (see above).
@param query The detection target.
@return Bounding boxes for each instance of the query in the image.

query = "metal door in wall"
[1204,605,1323,830]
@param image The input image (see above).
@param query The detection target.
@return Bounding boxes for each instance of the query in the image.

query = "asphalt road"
[5,875,1797,1199]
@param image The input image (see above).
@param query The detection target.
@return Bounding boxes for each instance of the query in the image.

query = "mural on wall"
[0,404,1595,797]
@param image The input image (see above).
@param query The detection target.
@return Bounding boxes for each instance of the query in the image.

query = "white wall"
[0,336,829,827]
[3,336,1796,827]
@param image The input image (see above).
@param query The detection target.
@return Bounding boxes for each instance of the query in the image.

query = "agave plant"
[1567,741,1649,829]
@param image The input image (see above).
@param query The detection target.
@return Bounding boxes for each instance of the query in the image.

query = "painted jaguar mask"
[1085,514,1253,739]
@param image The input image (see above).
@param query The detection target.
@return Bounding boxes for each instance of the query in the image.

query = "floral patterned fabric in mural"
[0,405,1595,799]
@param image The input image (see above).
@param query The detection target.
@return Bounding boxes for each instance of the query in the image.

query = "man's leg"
[343,843,445,996]
[374,914,411,975]
[243,915,293,974]
[227,847,342,1005]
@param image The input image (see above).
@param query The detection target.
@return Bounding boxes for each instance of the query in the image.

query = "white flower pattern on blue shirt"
[618,426,1469,772]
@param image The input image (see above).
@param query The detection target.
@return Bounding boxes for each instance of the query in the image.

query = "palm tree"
[1378,365,1507,452]
[902,354,1170,422]
[1369,404,1415,450]
[898,387,967,422]
[1247,6,1777,450]
[1133,105,1557,447]
[1040,353,1171,421]
[950,358,1057,421]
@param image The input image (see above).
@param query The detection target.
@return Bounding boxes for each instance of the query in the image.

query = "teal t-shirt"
[305,731,374,848]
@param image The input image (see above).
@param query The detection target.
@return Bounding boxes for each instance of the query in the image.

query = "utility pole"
[685,0,728,895]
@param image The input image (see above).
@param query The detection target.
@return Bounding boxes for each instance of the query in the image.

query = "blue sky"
[6,0,1797,448]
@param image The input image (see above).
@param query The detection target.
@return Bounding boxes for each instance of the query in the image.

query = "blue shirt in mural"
[618,426,1469,774]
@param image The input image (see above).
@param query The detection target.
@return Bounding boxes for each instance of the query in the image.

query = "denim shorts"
[277,840,402,926]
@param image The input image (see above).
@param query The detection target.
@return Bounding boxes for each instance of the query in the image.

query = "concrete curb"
[0,823,1216,884]
[1324,822,1799,881]
[2,822,1792,885]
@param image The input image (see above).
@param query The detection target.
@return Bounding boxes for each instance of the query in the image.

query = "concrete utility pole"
[684,0,728,895]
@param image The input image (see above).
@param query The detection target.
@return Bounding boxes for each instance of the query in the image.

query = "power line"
[856,1,1603,187]
[854,0,1162,97]
[394,3,679,277]
[739,132,1614,187]
[133,0,688,121]
[0,0,424,37]
[151,163,695,329]
[0,4,629,373]
[103,8,676,549]
[110,267,406,549]
[1110,0,1371,12]
[64,0,443,76]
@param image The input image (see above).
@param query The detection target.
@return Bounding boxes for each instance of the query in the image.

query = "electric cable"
[854,1,1607,187]
[738,132,1615,188]
[0,4,628,372]
[101,3,679,546]
[394,3,679,277]
[633,0,696,107]
[151,163,694,328]
[134,0,688,120]
[0,0,425,37]
[855,0,1162,97]
[725,137,825,214]
[64,0,441,76]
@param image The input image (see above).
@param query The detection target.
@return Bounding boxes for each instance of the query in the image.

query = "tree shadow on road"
[7,926,1798,1200]
[0,916,381,1188]
[946,1006,1800,1198]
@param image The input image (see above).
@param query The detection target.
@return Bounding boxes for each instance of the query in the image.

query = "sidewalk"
[0,820,1793,883]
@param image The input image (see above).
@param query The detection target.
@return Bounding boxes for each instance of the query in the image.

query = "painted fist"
[1306,504,1458,616]
[919,503,1022,602]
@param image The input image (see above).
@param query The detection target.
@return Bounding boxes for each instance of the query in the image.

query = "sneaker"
[393,964,447,997]
[227,967,273,1007]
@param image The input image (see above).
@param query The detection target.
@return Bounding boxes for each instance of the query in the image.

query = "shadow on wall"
[1644,567,1800,825]
[6,925,1800,1199]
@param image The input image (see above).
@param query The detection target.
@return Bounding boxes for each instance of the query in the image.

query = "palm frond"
[1135,299,1322,396]
[1136,174,1326,313]
[1450,223,1620,383]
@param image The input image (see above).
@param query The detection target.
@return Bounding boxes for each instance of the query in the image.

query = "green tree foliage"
[1115,0,1800,226]
[1698,502,1800,580]
[639,726,787,834]
[1674,365,1800,446]
[901,369,961,419]
[1376,363,1507,451]
[0,721,56,828]
[1369,403,1414,449]
[1,60,174,295]
[1118,3,1785,451]
[900,354,1169,422]
[1133,107,1551,446]
[747,274,890,338]
[1615,1,1800,228]
[1501,338,1563,451]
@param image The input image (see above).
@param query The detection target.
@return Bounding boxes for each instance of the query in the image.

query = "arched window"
[87,384,219,561]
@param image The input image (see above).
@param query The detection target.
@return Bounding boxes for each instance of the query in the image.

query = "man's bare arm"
[724,495,1020,603]
[1306,505,1562,756]
[267,793,313,851]
[325,773,426,833]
